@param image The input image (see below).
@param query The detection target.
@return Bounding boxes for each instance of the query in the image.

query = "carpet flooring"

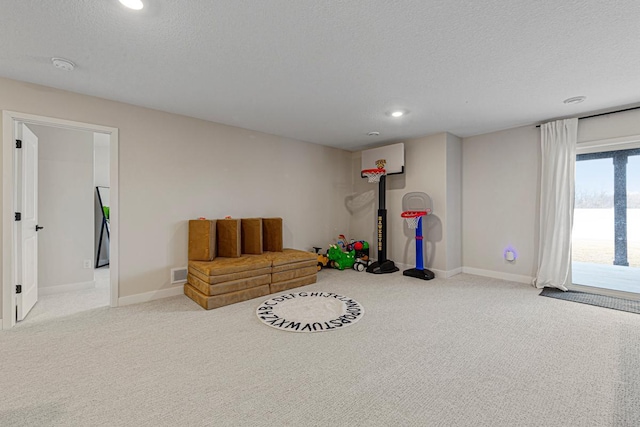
[1,270,639,426]
[540,287,640,314]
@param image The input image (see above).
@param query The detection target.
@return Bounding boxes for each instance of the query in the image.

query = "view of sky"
[576,154,640,194]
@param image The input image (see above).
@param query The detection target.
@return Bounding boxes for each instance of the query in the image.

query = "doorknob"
[35,225,44,231]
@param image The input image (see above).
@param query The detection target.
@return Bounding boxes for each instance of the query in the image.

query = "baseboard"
[462,267,533,284]
[39,280,96,296]
[118,285,184,307]
[432,267,462,278]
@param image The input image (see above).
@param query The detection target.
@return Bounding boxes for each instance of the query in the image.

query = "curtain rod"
[535,105,640,128]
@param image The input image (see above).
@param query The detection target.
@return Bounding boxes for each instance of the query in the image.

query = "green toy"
[327,244,356,270]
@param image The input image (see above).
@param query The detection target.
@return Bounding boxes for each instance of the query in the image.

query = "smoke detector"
[563,96,586,105]
[51,58,75,72]
[367,131,380,136]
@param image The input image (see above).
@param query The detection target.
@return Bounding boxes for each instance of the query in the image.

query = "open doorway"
[15,124,110,326]
[2,111,119,330]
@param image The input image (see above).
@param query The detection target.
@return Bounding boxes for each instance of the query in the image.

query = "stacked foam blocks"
[185,218,317,310]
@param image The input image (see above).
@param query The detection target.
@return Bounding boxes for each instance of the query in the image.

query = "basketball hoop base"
[366,259,399,274]
[403,267,435,281]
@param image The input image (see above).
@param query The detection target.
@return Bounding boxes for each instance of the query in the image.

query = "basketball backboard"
[361,142,404,176]
[402,192,432,212]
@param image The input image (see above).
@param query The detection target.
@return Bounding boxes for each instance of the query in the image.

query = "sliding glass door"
[572,148,640,294]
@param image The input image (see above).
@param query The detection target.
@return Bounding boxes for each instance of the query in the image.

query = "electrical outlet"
[83,259,92,269]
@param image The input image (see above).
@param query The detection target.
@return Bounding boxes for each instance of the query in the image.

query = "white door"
[16,123,39,321]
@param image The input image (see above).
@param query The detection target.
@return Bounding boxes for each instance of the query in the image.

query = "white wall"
[462,125,541,281]
[94,133,110,187]
[349,133,462,275]
[462,108,640,283]
[446,133,462,272]
[399,134,448,272]
[577,108,640,143]
[0,77,352,316]
[29,124,95,289]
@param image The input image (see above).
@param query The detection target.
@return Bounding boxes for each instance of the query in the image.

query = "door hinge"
[15,139,22,149]
[16,285,22,294]
[15,212,21,221]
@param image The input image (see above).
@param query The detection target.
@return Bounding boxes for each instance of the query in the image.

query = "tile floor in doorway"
[16,267,110,328]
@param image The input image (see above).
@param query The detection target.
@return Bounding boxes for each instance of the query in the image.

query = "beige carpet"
[1,270,639,426]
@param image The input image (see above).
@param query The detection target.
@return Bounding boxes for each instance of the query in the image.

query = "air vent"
[171,267,188,284]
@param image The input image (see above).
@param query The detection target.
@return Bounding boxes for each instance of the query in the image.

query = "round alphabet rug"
[256,291,364,333]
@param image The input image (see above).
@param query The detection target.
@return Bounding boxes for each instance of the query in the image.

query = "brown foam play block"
[184,283,271,310]
[269,274,317,294]
[271,266,319,284]
[188,219,216,261]
[217,218,241,258]
[262,217,283,252]
[189,265,272,285]
[241,218,263,255]
[267,249,317,272]
[271,259,317,273]
[268,248,317,266]
[189,254,271,277]
[187,273,270,296]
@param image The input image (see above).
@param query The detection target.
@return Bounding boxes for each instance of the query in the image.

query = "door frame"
[2,111,119,330]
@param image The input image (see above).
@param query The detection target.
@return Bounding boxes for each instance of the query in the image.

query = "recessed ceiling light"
[119,0,144,10]
[563,96,586,105]
[390,111,404,118]
[51,57,75,72]
[367,131,380,136]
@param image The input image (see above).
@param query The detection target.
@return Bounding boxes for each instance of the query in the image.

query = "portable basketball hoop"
[401,210,429,229]
[361,150,402,275]
[401,205,434,281]
[361,168,386,183]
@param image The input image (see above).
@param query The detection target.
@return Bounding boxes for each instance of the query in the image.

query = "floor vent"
[171,267,188,284]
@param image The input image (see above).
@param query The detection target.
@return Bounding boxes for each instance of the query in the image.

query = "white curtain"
[533,118,578,290]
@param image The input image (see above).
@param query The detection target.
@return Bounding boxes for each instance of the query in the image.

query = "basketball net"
[401,210,429,229]
[362,159,387,183]
[405,216,420,229]
[362,169,386,183]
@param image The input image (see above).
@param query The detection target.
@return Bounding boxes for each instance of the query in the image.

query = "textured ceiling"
[1,1,640,151]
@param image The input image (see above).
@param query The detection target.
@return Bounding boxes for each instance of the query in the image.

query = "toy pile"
[314,235,371,272]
